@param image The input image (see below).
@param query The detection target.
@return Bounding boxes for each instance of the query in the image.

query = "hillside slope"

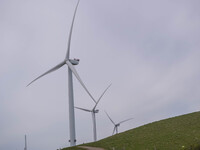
[63,111,200,150]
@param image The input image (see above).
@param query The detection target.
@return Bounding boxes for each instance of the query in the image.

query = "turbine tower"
[105,112,133,135]
[27,0,96,146]
[24,135,27,150]
[75,84,111,141]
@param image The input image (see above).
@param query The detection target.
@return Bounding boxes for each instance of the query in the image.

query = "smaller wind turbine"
[24,135,27,150]
[105,112,133,135]
[75,84,111,141]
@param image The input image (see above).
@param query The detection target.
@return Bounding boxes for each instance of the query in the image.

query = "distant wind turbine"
[24,135,27,150]
[75,84,111,141]
[105,112,133,135]
[27,0,96,146]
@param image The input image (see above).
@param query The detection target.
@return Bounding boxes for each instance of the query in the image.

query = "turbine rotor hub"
[94,109,99,113]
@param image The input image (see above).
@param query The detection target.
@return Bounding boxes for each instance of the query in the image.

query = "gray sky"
[1,0,200,149]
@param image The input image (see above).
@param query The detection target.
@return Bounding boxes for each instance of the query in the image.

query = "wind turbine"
[75,84,111,142]
[24,135,27,150]
[105,112,133,135]
[27,0,96,146]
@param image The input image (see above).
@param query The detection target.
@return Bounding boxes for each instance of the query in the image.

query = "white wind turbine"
[27,0,96,146]
[105,112,133,135]
[75,84,111,142]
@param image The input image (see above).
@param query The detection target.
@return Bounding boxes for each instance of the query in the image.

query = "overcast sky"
[1,0,200,149]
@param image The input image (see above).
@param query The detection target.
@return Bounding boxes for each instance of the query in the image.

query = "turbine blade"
[75,107,91,112]
[27,61,65,86]
[93,83,112,110]
[105,111,115,125]
[65,0,80,59]
[119,118,134,124]
[112,127,116,135]
[66,60,96,103]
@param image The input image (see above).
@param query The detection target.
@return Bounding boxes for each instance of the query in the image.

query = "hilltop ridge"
[63,111,200,150]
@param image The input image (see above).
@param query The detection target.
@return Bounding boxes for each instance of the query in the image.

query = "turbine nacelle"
[68,58,80,65]
[93,109,99,113]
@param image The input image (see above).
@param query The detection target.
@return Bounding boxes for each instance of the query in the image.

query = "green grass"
[62,111,200,150]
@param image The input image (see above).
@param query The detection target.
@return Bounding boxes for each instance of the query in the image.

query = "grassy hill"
[63,111,200,150]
